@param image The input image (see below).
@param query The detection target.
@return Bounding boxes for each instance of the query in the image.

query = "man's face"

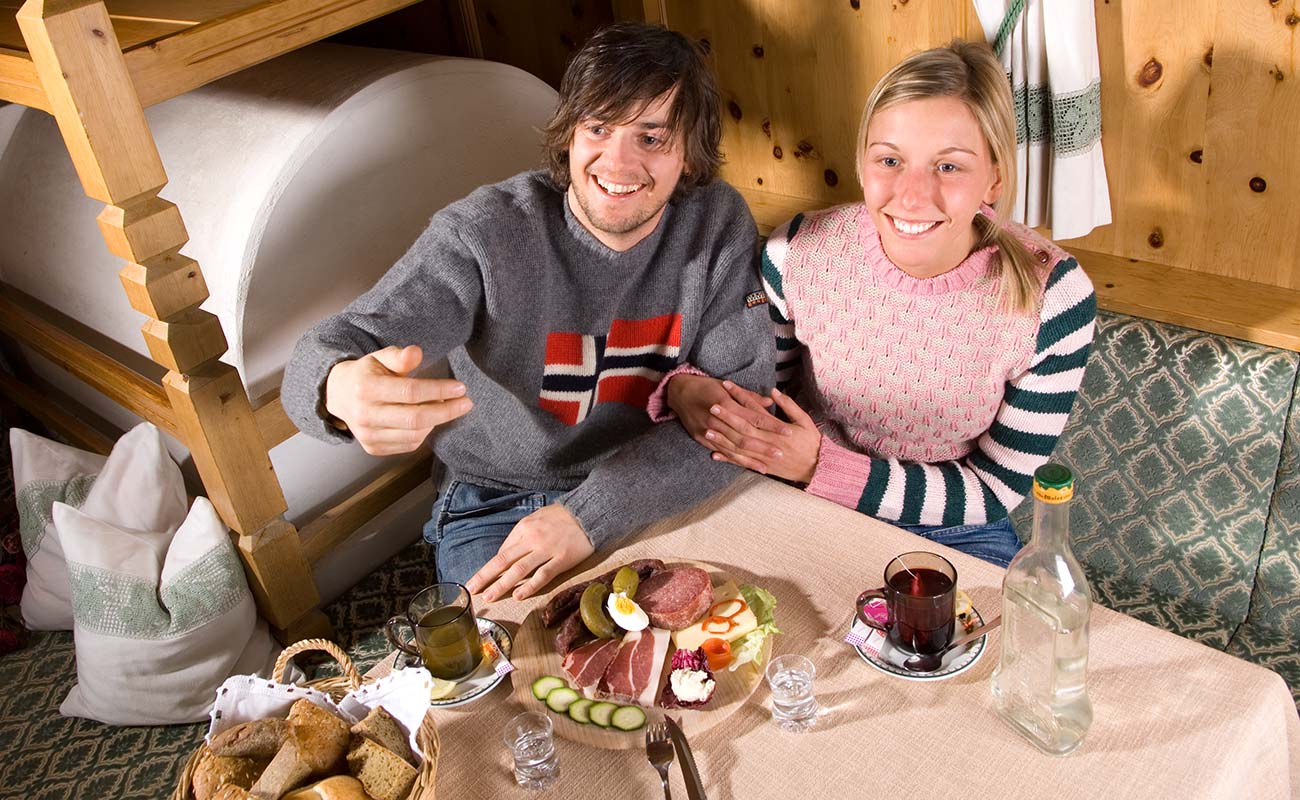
[566,88,687,252]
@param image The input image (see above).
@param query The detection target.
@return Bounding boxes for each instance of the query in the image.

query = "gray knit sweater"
[281,170,773,549]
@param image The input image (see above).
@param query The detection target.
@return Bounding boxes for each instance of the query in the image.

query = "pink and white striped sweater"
[763,203,1096,526]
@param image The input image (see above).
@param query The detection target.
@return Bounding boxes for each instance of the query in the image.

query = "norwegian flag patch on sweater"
[539,313,682,425]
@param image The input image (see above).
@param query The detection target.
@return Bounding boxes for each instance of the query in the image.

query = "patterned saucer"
[395,617,514,707]
[850,605,988,682]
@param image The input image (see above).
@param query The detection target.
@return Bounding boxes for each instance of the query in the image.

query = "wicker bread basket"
[171,639,439,799]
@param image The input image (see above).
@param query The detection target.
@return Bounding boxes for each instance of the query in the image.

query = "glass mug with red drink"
[856,552,957,656]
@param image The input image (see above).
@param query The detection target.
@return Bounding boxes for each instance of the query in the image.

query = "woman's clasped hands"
[667,374,821,484]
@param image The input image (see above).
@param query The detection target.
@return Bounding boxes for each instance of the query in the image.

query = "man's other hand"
[466,505,595,602]
[324,345,473,456]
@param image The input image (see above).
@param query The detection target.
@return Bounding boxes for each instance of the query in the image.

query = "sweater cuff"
[805,435,877,509]
[558,489,616,551]
[646,362,710,423]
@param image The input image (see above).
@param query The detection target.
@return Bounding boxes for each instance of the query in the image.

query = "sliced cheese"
[671,580,758,652]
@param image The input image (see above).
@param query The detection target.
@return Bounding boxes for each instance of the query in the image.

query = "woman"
[651,40,1096,568]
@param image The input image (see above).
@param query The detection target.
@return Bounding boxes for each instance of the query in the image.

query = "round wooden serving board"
[511,560,771,751]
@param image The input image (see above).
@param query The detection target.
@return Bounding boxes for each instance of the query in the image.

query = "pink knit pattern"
[785,206,1044,465]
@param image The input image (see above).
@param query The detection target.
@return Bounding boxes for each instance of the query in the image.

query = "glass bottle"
[990,463,1093,755]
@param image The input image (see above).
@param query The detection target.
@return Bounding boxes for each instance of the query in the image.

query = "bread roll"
[287,700,351,772]
[249,700,351,799]
[210,718,289,759]
[192,752,269,800]
[281,775,372,800]
[349,706,415,767]
[346,738,417,800]
[211,786,252,800]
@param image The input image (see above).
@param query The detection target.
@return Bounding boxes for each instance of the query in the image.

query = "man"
[281,22,773,602]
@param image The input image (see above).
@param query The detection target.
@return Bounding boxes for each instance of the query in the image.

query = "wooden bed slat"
[299,451,432,563]
[0,282,178,436]
[124,0,423,107]
[252,387,298,449]
[0,368,120,455]
[0,45,46,109]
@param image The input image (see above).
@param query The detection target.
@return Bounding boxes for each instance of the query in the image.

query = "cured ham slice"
[637,567,713,630]
[561,638,623,695]
[599,628,670,707]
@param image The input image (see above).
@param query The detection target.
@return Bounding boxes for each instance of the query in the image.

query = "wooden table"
[418,473,1300,799]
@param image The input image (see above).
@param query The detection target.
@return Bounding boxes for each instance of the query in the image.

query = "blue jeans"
[422,480,568,586]
[897,516,1022,569]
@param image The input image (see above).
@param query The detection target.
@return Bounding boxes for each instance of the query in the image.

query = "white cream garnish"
[669,669,716,703]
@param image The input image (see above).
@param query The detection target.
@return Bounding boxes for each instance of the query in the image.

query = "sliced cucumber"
[567,698,595,725]
[610,705,647,732]
[588,701,617,728]
[531,675,566,701]
[545,687,581,713]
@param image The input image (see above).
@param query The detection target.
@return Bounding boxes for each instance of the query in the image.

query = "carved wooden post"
[17,0,330,642]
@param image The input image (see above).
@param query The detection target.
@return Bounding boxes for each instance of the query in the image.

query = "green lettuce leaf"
[729,585,780,671]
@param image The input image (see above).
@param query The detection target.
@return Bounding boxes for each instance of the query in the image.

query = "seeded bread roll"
[210,719,290,759]
[349,706,415,767]
[192,753,269,800]
[346,738,417,800]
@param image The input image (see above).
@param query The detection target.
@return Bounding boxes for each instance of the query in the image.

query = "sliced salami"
[637,567,713,630]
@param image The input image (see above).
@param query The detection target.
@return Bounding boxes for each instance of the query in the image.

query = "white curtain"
[974,0,1111,239]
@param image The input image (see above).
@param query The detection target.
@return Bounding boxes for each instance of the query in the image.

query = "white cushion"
[57,496,280,725]
[12,423,187,630]
[12,428,107,630]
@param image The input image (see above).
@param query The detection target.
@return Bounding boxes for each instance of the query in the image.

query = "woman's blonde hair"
[855,40,1041,315]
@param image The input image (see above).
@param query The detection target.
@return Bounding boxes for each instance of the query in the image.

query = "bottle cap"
[1033,463,1074,503]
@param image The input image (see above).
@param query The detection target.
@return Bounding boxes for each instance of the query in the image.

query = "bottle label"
[1033,484,1073,503]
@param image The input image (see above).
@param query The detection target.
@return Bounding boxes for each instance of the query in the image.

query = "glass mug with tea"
[856,552,957,658]
[385,583,484,681]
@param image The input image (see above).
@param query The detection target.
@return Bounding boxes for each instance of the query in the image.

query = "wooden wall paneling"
[328,0,470,57]
[470,0,615,89]
[1058,0,1215,272]
[1197,0,1300,290]
[666,1,977,215]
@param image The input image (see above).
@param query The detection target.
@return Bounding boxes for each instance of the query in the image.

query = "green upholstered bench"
[1011,309,1300,706]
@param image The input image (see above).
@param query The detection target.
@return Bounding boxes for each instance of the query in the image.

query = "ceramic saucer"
[850,605,988,682]
[396,617,514,707]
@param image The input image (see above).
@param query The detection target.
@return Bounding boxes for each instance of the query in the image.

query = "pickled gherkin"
[580,583,618,638]
[611,565,641,598]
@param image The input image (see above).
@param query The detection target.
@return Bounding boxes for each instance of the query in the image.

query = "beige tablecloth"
[418,474,1300,799]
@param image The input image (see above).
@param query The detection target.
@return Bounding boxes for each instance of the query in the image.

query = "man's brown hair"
[542,22,722,193]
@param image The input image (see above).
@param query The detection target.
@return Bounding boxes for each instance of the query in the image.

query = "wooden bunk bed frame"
[0,0,435,642]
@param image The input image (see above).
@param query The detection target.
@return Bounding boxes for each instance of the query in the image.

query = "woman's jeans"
[897,516,1022,569]
[422,480,567,586]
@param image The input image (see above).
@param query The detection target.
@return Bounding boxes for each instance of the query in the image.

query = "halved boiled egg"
[607,591,649,632]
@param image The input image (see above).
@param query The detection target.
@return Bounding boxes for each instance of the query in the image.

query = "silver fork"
[646,720,675,800]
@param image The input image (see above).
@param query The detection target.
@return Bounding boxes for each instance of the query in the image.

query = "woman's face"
[860,96,1002,279]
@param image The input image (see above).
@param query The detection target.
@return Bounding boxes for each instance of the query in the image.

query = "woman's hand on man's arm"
[666,374,790,471]
[707,385,821,484]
